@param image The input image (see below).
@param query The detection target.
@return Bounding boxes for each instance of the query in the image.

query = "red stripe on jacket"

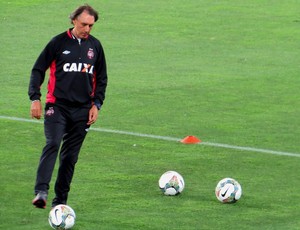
[46,61,57,103]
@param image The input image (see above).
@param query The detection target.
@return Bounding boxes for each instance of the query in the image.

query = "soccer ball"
[48,204,76,229]
[215,178,242,203]
[158,171,185,195]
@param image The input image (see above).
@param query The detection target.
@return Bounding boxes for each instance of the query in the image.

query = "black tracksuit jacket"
[28,28,107,107]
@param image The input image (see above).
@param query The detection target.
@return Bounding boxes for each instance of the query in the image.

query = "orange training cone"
[180,135,201,144]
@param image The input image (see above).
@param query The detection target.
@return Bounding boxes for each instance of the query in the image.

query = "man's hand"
[87,105,99,125]
[30,100,43,119]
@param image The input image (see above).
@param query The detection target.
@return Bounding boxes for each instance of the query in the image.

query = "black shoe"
[51,197,66,208]
[32,191,47,209]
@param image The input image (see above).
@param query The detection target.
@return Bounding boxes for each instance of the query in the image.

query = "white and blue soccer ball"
[215,177,242,203]
[48,204,76,229]
[158,171,185,195]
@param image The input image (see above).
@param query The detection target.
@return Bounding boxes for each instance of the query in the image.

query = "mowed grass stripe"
[1,115,299,158]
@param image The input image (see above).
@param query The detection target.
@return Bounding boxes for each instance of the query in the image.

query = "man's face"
[73,11,95,39]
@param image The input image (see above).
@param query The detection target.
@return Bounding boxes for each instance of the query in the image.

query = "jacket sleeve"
[93,41,108,107]
[28,38,56,101]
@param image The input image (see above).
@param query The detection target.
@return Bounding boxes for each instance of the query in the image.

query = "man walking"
[28,4,108,209]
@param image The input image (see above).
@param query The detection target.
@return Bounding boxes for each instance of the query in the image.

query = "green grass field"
[1,0,300,229]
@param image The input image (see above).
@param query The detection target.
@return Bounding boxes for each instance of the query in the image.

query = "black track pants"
[34,104,90,202]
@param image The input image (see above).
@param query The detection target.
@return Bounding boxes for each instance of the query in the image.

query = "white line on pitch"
[0,115,299,158]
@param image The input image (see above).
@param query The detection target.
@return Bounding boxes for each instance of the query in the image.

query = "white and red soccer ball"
[48,204,76,229]
[158,171,185,195]
[215,177,242,203]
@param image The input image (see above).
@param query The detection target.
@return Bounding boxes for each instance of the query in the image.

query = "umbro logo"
[62,50,71,55]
